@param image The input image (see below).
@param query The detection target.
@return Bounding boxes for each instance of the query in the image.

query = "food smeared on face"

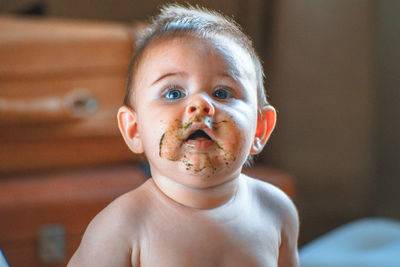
[159,115,242,176]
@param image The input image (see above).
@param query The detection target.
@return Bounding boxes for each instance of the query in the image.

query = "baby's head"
[118,4,276,187]
[124,4,268,112]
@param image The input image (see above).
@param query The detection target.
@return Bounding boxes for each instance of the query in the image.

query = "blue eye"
[165,89,185,100]
[213,88,231,99]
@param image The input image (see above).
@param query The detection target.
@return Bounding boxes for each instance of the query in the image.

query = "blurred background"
[0,0,399,266]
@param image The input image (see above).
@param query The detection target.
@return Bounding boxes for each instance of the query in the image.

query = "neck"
[151,172,240,209]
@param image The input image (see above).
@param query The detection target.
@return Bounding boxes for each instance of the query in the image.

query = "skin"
[68,35,299,267]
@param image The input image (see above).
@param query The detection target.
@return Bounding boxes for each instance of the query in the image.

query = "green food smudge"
[159,133,165,157]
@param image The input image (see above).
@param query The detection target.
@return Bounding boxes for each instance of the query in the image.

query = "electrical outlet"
[38,224,66,263]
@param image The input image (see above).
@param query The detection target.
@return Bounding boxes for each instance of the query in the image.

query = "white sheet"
[299,217,400,267]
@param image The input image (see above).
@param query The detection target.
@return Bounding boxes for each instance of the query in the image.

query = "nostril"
[189,106,196,113]
[204,107,210,114]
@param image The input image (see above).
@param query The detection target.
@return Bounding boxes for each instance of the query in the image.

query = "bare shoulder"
[242,174,299,232]
[242,174,299,266]
[68,179,153,267]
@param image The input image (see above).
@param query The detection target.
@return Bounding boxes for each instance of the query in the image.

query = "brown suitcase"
[0,16,140,174]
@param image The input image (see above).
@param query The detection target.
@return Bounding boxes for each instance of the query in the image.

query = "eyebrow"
[150,71,238,86]
[151,72,186,85]
[221,72,239,82]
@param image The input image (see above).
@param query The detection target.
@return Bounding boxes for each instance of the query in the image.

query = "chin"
[176,161,240,188]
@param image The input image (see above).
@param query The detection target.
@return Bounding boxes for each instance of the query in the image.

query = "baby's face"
[132,36,258,188]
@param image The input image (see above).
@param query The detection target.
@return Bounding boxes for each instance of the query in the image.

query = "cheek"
[213,115,252,163]
[137,116,168,159]
[159,119,188,161]
[137,105,183,158]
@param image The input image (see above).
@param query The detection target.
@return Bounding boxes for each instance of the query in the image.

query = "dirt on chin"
[159,116,241,175]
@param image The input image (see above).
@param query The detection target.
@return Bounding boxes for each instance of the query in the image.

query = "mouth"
[186,129,213,141]
[184,125,216,150]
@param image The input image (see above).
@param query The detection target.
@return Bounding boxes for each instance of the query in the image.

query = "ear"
[117,105,144,154]
[250,105,277,155]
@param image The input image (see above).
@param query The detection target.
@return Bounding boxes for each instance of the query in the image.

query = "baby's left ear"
[250,105,277,155]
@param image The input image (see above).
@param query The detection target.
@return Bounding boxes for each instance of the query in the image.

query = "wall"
[373,0,400,219]
[266,0,376,243]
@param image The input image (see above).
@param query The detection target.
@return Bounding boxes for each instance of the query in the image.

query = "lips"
[184,123,215,150]
[187,129,212,141]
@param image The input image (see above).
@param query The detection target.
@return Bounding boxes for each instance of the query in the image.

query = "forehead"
[211,35,257,82]
[135,34,257,87]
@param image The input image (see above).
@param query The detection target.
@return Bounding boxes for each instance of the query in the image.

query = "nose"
[186,95,215,117]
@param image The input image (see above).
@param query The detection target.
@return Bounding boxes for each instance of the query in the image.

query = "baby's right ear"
[117,106,144,154]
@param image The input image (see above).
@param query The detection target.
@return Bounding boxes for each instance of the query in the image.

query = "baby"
[69,4,299,267]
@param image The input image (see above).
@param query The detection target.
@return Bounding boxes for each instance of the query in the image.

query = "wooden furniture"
[0,16,139,174]
[0,15,145,267]
[0,165,148,267]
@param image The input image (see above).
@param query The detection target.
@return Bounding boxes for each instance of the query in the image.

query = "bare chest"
[137,213,280,267]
